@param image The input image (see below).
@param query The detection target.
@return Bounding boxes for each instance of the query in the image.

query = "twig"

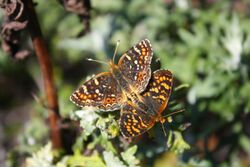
[23,0,62,149]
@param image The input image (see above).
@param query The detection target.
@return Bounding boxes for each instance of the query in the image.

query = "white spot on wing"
[133,46,141,54]
[82,85,88,92]
[125,54,131,60]
[71,93,78,99]
[94,79,99,85]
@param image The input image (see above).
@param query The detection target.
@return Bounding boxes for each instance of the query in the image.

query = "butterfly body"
[109,61,136,99]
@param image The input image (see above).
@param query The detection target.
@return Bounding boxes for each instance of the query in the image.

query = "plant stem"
[23,0,62,149]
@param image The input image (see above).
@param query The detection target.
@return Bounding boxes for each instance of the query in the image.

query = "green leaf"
[103,151,126,167]
[221,14,243,70]
[71,108,99,138]
[67,152,106,167]
[240,82,250,112]
[121,146,140,167]
[168,131,190,154]
[181,158,212,167]
[88,135,117,154]
[25,143,53,167]
[96,115,119,139]
[92,0,124,12]
[239,135,250,155]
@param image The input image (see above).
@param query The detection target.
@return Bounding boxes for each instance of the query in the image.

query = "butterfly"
[119,69,173,138]
[70,39,153,111]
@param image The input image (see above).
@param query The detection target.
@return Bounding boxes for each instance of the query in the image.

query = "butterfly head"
[108,60,119,71]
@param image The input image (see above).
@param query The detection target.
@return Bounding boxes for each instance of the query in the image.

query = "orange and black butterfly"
[70,39,153,111]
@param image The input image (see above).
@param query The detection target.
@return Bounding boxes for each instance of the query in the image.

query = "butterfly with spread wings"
[70,39,153,111]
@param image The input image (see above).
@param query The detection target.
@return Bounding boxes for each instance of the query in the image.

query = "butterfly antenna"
[113,40,120,63]
[86,58,109,66]
[174,84,189,92]
[161,122,167,137]
[162,109,185,119]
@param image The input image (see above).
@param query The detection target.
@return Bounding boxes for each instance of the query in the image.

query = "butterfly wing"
[119,101,154,138]
[118,39,153,93]
[142,70,173,114]
[70,72,125,111]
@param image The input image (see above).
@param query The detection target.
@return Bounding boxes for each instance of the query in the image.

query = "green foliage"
[103,151,126,167]
[121,146,140,167]
[96,114,120,139]
[103,146,140,167]
[18,117,48,153]
[25,143,54,167]
[181,159,212,167]
[71,108,99,138]
[2,0,250,167]
[167,131,190,154]
[67,151,105,167]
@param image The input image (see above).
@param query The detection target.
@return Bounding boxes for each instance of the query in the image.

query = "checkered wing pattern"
[142,70,173,114]
[119,101,154,138]
[70,72,125,111]
[118,39,153,93]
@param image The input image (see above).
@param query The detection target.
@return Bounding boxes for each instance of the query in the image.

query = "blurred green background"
[1,0,250,166]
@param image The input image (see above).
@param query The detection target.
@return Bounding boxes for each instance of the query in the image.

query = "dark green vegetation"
[1,0,250,167]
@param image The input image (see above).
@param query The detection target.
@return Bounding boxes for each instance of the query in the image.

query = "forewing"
[70,72,125,111]
[118,39,153,93]
[119,101,154,138]
[142,70,173,114]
